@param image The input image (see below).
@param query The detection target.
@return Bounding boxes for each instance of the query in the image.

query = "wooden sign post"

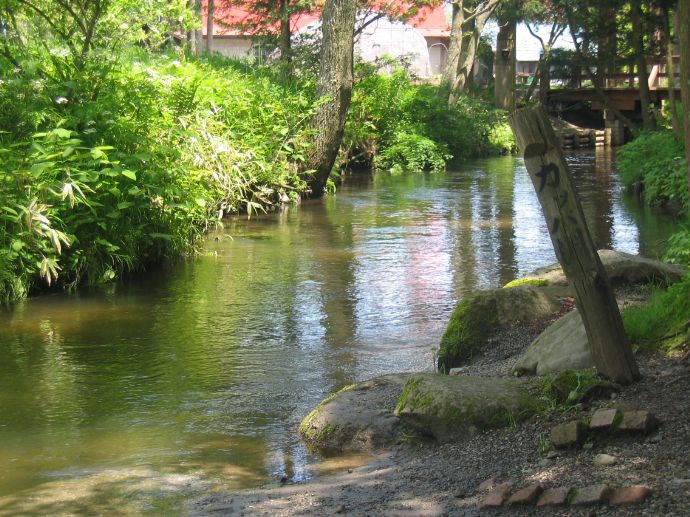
[509,105,639,385]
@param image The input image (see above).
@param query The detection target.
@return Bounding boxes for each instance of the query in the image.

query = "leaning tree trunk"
[302,0,356,197]
[631,0,656,130]
[680,0,690,208]
[510,106,640,385]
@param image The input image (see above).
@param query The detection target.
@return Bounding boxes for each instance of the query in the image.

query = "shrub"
[617,131,687,213]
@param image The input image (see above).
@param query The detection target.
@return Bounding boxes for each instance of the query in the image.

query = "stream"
[0,150,679,515]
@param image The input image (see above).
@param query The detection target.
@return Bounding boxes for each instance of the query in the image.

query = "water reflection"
[0,150,680,514]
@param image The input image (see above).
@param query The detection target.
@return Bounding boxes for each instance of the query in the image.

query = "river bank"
[189,338,690,516]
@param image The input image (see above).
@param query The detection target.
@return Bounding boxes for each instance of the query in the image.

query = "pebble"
[593,454,617,466]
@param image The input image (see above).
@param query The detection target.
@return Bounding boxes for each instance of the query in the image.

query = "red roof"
[201,1,450,39]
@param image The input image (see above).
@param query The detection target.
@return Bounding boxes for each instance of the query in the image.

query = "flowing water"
[0,150,679,515]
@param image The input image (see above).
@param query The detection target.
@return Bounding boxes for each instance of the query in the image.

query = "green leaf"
[194,198,207,207]
[117,201,133,210]
[52,128,72,139]
[30,162,53,176]
[149,232,172,241]
[121,170,136,181]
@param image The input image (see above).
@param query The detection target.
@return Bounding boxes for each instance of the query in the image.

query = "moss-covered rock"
[503,278,548,289]
[394,373,542,443]
[299,374,413,452]
[437,286,559,372]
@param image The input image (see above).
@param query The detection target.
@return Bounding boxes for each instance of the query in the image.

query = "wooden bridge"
[543,56,680,145]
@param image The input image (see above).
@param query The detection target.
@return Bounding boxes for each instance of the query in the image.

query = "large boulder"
[394,373,542,443]
[512,309,593,376]
[299,374,412,452]
[518,249,685,288]
[437,286,560,372]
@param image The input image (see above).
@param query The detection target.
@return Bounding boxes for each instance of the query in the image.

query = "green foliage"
[0,51,314,302]
[533,369,601,414]
[665,227,690,267]
[374,132,449,174]
[617,131,687,214]
[623,274,690,352]
[437,294,498,372]
[344,66,512,174]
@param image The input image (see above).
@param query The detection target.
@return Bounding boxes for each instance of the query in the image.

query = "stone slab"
[618,410,659,433]
[609,485,651,505]
[550,420,586,448]
[571,484,610,506]
[508,483,543,505]
[479,482,513,509]
[537,486,572,507]
[590,408,619,431]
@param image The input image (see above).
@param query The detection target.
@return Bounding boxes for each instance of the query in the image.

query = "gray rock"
[527,249,686,287]
[513,309,593,376]
[394,374,541,443]
[299,374,413,452]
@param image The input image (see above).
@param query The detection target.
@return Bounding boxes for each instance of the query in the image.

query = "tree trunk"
[666,4,680,139]
[631,0,656,130]
[495,16,516,110]
[679,0,690,209]
[279,0,292,69]
[302,0,356,197]
[441,2,464,94]
[205,0,214,53]
[509,106,640,385]
[448,8,494,105]
[596,5,616,88]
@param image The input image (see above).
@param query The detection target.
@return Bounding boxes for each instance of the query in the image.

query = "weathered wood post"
[509,105,640,385]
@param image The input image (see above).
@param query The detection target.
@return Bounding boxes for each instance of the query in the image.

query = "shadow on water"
[0,150,681,514]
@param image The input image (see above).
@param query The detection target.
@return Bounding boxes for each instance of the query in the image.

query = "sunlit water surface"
[0,151,679,515]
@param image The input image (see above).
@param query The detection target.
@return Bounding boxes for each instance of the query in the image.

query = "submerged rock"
[299,374,412,452]
[437,286,559,372]
[394,373,542,443]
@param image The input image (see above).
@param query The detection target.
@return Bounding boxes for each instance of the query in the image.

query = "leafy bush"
[0,52,315,302]
[617,131,687,213]
[665,227,690,267]
[344,67,512,173]
[373,132,449,174]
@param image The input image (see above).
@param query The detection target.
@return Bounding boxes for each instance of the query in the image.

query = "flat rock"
[513,309,593,376]
[527,249,686,287]
[508,483,543,505]
[299,374,413,452]
[395,374,541,443]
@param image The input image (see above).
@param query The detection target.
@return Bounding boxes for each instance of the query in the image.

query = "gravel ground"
[189,292,690,517]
